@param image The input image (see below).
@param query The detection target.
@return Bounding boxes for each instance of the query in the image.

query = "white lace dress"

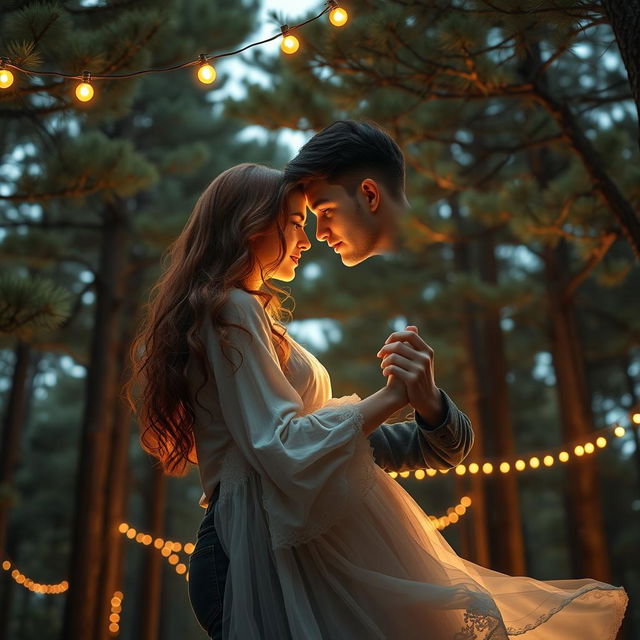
[187,289,628,640]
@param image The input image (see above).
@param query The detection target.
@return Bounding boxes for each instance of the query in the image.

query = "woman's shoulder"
[223,288,269,326]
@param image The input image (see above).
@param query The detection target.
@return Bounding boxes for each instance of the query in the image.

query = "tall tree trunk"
[94,263,145,640]
[526,40,614,582]
[477,231,527,576]
[61,200,129,640]
[601,0,640,147]
[139,464,167,640]
[451,201,491,568]
[543,241,612,582]
[0,341,36,640]
[622,354,640,498]
[0,341,33,558]
[0,532,18,640]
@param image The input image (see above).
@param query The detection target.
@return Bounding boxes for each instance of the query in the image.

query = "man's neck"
[375,196,409,255]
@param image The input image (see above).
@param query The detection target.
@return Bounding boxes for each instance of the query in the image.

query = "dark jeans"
[188,483,230,639]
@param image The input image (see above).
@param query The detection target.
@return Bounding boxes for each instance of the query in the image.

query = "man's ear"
[360,178,381,213]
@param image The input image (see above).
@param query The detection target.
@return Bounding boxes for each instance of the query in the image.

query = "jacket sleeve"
[204,289,375,549]
[367,389,474,472]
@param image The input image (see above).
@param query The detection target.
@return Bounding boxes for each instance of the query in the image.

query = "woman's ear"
[360,178,381,212]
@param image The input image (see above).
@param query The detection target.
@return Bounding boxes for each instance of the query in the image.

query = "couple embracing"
[130,121,627,639]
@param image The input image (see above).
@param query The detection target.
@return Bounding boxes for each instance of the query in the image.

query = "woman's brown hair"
[125,163,295,475]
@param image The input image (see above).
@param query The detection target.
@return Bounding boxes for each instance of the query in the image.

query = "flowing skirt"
[212,437,628,640]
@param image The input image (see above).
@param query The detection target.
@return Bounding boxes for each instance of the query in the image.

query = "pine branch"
[564,231,619,299]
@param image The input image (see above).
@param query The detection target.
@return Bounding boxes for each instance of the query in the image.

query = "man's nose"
[316,221,329,242]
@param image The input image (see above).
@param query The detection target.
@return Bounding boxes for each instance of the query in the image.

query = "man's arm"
[367,389,474,472]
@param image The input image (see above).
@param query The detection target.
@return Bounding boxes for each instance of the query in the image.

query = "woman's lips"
[332,242,343,253]
[290,255,300,265]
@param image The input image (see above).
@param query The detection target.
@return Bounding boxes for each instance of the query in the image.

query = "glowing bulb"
[529,456,540,468]
[584,442,595,454]
[455,505,466,515]
[399,470,410,478]
[499,462,510,474]
[543,455,554,466]
[118,523,128,533]
[176,563,187,574]
[388,471,398,478]
[414,469,425,480]
[558,451,569,462]
[329,6,348,27]
[460,496,472,507]
[75,81,94,102]
[614,426,625,437]
[281,34,300,54]
[455,464,466,475]
[0,69,14,89]
[482,462,493,474]
[574,445,585,457]
[596,437,607,448]
[184,542,195,554]
[468,463,479,474]
[632,412,640,425]
[426,468,437,476]
[197,63,216,84]
[515,459,526,471]
[2,561,10,570]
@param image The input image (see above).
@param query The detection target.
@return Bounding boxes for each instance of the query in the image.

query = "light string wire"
[0,1,344,91]
[1,419,635,594]
[388,422,630,481]
[0,496,473,593]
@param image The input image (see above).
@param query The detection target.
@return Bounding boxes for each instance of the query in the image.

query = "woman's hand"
[376,326,445,426]
[385,369,409,406]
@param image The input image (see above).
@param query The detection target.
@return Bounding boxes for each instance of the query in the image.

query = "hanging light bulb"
[280,26,300,55]
[0,62,13,89]
[197,54,216,84]
[75,72,94,102]
[328,2,348,27]
[0,61,14,89]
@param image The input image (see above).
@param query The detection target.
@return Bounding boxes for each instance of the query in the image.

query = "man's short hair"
[284,120,405,200]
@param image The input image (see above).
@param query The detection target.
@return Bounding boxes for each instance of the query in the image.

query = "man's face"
[304,178,380,267]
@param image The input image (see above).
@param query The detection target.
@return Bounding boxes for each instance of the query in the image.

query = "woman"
[128,163,627,639]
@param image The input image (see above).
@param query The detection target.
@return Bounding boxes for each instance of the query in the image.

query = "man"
[189,121,474,639]
[283,119,473,473]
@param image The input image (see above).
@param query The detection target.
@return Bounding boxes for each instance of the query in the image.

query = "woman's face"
[251,190,311,283]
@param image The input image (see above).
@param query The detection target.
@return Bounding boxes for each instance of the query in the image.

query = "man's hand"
[376,326,445,426]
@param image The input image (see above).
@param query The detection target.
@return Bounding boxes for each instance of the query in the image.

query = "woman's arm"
[356,385,407,437]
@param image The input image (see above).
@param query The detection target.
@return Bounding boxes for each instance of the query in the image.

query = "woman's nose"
[299,234,311,251]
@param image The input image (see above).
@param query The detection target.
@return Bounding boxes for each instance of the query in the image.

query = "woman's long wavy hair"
[125,163,296,476]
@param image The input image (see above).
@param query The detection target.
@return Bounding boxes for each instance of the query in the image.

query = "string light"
[387,422,627,481]
[428,496,472,530]
[197,54,216,84]
[7,422,626,599]
[328,1,349,27]
[1,557,68,594]
[0,1,344,103]
[280,26,300,55]
[108,591,123,636]
[118,523,194,581]
[75,72,94,103]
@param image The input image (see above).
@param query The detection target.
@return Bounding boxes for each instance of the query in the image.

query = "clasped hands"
[376,325,445,426]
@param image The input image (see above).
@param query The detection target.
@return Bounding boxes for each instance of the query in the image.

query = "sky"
[220,0,322,152]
